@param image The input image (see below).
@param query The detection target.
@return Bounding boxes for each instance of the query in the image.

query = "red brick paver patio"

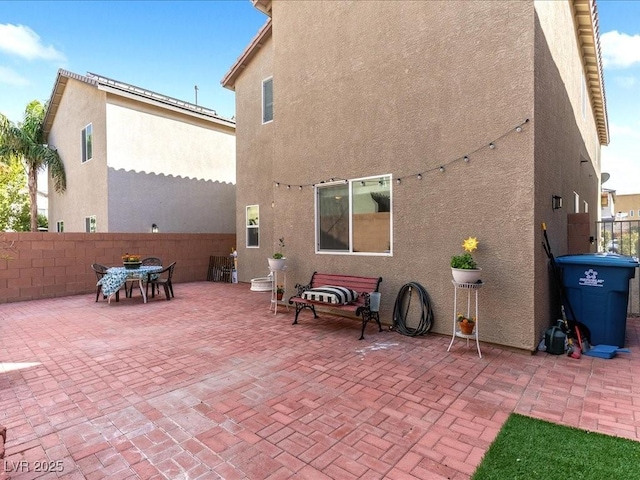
[1,282,639,479]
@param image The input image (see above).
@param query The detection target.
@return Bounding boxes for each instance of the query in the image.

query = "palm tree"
[0,100,66,231]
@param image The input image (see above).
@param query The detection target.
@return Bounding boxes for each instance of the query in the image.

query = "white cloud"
[0,66,29,86]
[0,24,65,62]
[601,31,640,69]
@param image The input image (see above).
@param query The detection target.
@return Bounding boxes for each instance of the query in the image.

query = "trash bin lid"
[555,253,639,268]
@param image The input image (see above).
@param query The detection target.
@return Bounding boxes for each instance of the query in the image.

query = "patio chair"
[128,257,163,297]
[146,261,176,301]
[92,263,119,302]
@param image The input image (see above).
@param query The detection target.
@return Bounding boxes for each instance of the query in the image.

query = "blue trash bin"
[555,253,638,347]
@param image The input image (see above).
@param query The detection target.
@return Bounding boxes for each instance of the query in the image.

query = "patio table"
[97,265,163,304]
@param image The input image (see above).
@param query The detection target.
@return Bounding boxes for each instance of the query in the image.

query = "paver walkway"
[1,282,639,479]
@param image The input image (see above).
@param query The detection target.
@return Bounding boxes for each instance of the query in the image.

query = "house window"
[583,201,588,213]
[262,77,273,124]
[316,175,392,255]
[246,205,259,248]
[85,215,96,233]
[631,210,634,217]
[573,192,580,213]
[56,221,64,232]
[82,123,93,163]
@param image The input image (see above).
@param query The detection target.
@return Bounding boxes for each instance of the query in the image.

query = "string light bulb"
[516,126,522,133]
[417,173,422,180]
[439,166,445,172]
[489,143,495,149]
[299,185,302,190]
[396,178,401,185]
[287,185,291,189]
[275,182,280,187]
[464,156,469,163]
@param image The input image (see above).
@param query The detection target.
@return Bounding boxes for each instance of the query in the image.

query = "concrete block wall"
[0,232,235,304]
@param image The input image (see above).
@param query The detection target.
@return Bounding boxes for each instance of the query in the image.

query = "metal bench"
[288,272,383,340]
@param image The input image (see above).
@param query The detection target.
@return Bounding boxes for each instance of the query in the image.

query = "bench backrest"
[310,272,382,302]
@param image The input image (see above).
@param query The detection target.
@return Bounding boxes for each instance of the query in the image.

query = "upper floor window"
[246,205,259,247]
[82,123,93,163]
[316,175,392,255]
[262,77,273,124]
[573,192,580,213]
[630,210,634,217]
[85,215,96,233]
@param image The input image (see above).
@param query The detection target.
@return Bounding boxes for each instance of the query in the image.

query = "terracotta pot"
[458,321,475,335]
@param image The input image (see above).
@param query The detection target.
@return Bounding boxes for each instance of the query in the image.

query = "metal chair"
[146,262,176,301]
[92,263,119,302]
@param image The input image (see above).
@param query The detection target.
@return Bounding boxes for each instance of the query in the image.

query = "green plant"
[451,236,479,269]
[456,313,475,324]
[276,285,284,294]
[450,252,477,269]
[273,237,285,259]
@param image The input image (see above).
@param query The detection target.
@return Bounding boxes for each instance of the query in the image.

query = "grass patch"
[472,413,640,479]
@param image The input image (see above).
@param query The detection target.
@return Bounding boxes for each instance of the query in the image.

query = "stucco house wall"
[224,0,607,352]
[45,70,236,234]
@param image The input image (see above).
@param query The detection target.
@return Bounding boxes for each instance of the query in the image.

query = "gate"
[596,219,640,315]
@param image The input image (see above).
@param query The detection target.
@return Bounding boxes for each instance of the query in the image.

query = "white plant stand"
[447,280,483,358]
[269,266,288,314]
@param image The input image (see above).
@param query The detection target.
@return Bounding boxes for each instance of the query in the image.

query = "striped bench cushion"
[301,286,359,305]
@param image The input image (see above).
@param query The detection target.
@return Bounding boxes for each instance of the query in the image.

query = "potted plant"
[122,253,142,270]
[276,285,285,301]
[450,236,482,283]
[268,237,286,271]
[457,313,476,335]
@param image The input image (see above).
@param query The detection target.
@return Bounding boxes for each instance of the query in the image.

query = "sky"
[0,0,639,194]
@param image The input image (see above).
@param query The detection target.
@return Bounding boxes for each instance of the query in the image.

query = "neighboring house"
[600,187,616,221]
[44,70,236,233]
[222,0,608,352]
[613,193,640,220]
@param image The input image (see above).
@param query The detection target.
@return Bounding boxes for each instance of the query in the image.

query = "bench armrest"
[294,283,312,297]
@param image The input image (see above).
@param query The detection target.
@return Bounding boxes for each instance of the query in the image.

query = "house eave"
[252,0,272,17]
[221,19,272,91]
[571,0,609,145]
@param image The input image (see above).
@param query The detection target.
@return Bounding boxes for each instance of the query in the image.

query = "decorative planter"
[268,257,286,271]
[123,261,142,270]
[276,292,284,301]
[451,267,482,284]
[250,277,273,292]
[458,321,476,335]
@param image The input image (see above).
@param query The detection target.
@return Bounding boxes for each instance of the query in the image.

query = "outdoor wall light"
[552,195,563,210]
[151,223,158,233]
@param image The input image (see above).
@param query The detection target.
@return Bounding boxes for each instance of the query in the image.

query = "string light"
[271,119,529,189]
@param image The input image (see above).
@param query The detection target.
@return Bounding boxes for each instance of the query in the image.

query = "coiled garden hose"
[392,282,434,336]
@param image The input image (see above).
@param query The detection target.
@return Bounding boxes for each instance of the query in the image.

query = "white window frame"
[262,77,273,124]
[246,205,259,248]
[85,215,96,233]
[315,175,393,256]
[573,192,580,213]
[583,201,588,214]
[82,123,93,163]
[56,221,64,233]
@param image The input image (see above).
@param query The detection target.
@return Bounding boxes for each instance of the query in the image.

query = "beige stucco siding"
[532,1,602,341]
[105,98,236,183]
[47,78,108,232]
[268,0,537,349]
[234,33,275,276]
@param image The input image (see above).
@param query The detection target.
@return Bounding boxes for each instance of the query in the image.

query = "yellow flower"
[462,237,479,253]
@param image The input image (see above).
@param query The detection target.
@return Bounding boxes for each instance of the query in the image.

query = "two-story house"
[44,69,236,233]
[222,0,608,351]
